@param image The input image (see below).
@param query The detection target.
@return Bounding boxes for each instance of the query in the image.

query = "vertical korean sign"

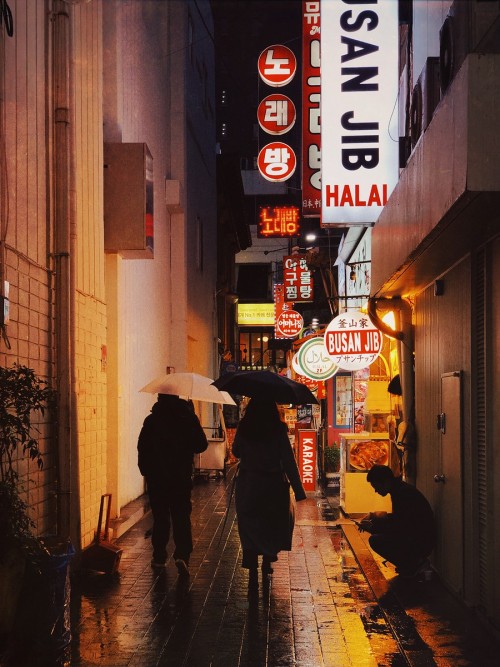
[302,1,321,217]
[320,0,398,225]
[283,254,314,302]
[257,45,298,183]
[298,429,317,492]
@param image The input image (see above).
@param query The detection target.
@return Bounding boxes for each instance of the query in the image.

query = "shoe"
[175,558,190,577]
[151,559,166,568]
[397,558,428,579]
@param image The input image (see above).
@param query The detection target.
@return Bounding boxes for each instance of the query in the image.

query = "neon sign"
[258,206,300,238]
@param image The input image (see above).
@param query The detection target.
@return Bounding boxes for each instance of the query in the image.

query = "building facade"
[371,0,500,631]
[0,0,217,550]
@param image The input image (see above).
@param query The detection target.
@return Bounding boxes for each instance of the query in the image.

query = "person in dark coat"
[359,464,436,577]
[138,394,208,575]
[231,399,306,579]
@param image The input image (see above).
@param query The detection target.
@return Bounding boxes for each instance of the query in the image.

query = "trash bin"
[15,540,75,664]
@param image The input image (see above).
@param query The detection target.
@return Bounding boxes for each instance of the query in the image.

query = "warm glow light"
[382,311,396,330]
[305,233,316,242]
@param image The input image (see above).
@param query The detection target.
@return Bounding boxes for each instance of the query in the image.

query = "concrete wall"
[102,0,218,514]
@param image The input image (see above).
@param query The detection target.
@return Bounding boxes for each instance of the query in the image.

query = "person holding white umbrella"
[137,393,208,575]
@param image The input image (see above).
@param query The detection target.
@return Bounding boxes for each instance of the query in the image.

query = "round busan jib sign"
[324,310,383,371]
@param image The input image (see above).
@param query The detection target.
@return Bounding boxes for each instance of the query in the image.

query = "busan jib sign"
[320,0,398,225]
[324,311,383,371]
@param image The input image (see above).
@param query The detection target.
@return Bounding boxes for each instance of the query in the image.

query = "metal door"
[436,371,463,593]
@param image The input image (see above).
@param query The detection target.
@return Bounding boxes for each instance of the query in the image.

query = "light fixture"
[305,232,316,242]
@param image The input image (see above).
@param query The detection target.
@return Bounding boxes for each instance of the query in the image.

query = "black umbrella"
[212,370,318,405]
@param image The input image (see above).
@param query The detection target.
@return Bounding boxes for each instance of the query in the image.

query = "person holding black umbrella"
[231,398,307,586]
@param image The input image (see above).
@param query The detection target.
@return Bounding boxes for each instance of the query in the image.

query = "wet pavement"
[2,463,500,666]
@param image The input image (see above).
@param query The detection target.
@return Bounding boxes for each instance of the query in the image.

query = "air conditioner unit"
[440,0,500,94]
[410,57,440,149]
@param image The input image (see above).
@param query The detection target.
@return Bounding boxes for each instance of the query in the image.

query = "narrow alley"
[62,464,499,667]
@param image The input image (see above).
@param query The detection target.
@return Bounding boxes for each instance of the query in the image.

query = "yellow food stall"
[339,433,393,515]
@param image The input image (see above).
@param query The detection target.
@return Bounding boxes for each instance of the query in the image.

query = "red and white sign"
[298,429,317,492]
[257,142,296,182]
[275,308,304,338]
[283,254,314,302]
[258,94,296,135]
[324,310,383,371]
[302,1,321,217]
[258,206,300,238]
[320,0,398,225]
[258,44,297,87]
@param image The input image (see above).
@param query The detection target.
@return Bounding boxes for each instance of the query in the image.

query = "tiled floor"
[3,464,500,666]
[68,466,403,666]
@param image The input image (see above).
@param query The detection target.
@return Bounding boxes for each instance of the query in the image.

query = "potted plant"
[0,363,55,638]
[324,444,340,474]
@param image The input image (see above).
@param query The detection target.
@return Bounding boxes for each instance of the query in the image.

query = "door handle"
[433,474,446,483]
[436,413,446,434]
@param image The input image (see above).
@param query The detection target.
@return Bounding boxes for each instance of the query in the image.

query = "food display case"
[339,433,393,515]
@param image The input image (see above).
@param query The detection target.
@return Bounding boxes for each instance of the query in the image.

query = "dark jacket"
[138,394,208,487]
[371,478,435,550]
[232,419,306,556]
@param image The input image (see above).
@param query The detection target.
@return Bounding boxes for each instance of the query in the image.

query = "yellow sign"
[237,303,275,325]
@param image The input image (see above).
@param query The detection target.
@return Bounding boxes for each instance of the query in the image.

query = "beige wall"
[102,0,218,515]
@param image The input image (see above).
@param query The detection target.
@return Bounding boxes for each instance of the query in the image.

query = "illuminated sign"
[296,337,338,380]
[320,0,398,225]
[275,309,304,338]
[258,94,296,135]
[257,141,297,182]
[258,206,300,238]
[258,44,297,87]
[324,310,383,371]
[283,254,314,302]
[237,303,275,326]
[298,430,317,491]
[302,1,321,217]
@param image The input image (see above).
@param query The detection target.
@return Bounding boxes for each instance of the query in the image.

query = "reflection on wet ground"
[4,467,499,666]
[66,471,407,666]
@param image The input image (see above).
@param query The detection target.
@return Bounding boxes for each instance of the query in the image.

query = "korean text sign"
[283,254,314,302]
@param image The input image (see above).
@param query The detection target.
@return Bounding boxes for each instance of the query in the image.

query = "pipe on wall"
[52,0,80,547]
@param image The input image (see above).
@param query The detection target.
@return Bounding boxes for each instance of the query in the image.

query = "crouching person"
[359,464,436,578]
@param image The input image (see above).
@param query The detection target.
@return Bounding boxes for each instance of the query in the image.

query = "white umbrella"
[139,372,236,405]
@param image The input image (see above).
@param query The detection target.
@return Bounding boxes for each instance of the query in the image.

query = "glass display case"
[339,433,393,515]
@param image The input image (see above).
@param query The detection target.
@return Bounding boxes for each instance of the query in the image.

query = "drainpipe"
[52,0,80,547]
[368,296,416,483]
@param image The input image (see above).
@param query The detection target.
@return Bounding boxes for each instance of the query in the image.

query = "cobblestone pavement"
[69,466,404,667]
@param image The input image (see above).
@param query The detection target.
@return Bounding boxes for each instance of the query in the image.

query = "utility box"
[104,143,154,258]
